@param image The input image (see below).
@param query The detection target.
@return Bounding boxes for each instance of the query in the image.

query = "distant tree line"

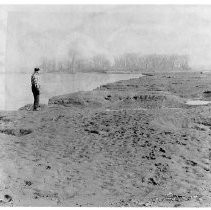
[39,53,190,73]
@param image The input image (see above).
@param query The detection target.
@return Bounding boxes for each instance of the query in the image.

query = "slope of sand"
[1,72,211,206]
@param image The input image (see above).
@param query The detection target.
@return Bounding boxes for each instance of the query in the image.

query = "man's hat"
[34,67,40,72]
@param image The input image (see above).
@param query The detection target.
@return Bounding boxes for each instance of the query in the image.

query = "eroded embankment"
[48,71,211,110]
[1,72,211,206]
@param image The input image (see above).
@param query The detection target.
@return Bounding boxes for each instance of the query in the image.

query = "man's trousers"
[32,85,40,110]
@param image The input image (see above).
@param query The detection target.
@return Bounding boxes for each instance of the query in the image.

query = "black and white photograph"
[0,3,211,207]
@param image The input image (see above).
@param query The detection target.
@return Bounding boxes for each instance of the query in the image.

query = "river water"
[0,72,142,111]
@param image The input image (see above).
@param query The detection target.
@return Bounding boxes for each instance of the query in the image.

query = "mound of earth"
[48,89,186,110]
[48,91,105,108]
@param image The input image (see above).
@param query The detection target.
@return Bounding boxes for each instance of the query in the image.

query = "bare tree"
[92,55,111,72]
[67,49,78,73]
[40,56,48,72]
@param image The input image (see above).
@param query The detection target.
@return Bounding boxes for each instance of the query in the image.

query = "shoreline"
[1,73,142,111]
[1,71,211,206]
[0,69,202,75]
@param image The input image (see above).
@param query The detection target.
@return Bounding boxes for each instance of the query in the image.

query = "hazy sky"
[2,5,211,72]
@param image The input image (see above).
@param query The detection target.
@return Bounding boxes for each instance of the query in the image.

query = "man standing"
[31,67,40,111]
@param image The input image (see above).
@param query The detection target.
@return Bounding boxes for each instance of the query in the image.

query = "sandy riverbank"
[0,71,211,206]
